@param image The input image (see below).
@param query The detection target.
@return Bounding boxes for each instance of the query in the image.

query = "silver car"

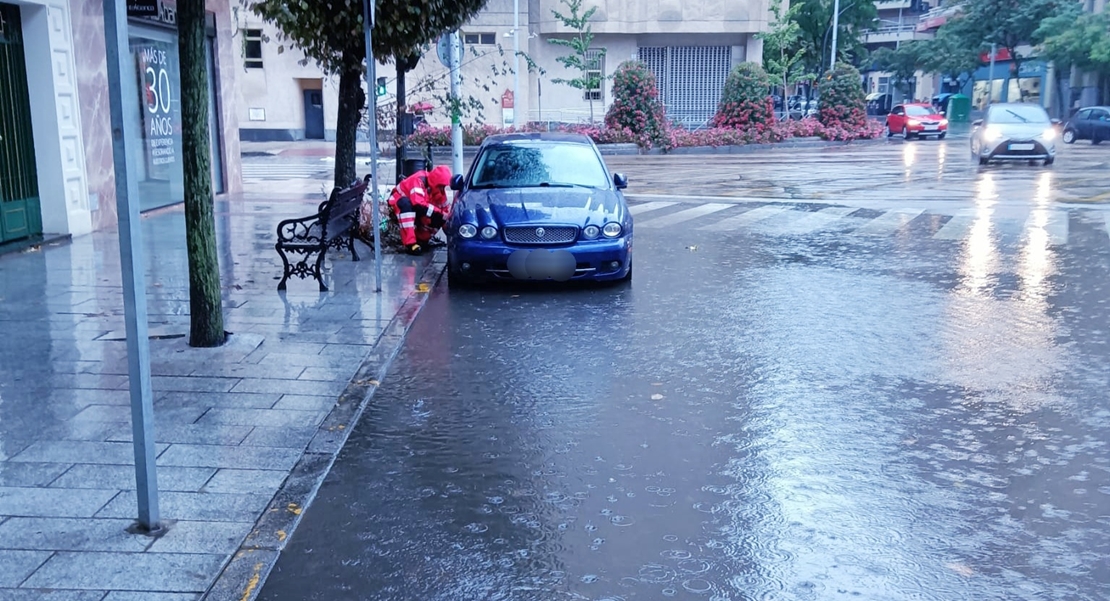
[970,103,1057,166]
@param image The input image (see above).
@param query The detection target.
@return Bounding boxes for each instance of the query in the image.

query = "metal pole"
[513,0,520,126]
[449,31,463,175]
[988,43,997,107]
[830,0,840,72]
[896,3,903,49]
[363,0,382,292]
[102,0,159,532]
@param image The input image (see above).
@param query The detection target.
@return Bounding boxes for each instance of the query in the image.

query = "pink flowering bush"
[712,63,776,130]
[603,61,670,149]
[816,63,879,141]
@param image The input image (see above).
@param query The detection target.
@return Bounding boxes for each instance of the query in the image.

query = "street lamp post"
[513,0,520,126]
[830,0,840,72]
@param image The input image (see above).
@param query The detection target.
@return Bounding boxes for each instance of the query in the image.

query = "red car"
[885,103,949,140]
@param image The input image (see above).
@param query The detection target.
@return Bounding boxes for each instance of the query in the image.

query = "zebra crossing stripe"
[1023,210,1069,246]
[754,206,858,235]
[933,211,980,240]
[629,201,679,216]
[696,205,790,231]
[636,203,733,228]
[850,208,924,236]
[1105,213,1110,241]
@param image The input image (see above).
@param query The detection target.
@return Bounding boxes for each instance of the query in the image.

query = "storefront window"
[129,28,184,212]
[972,79,1005,110]
[1012,77,1041,105]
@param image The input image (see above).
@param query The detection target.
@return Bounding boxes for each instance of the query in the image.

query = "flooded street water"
[259,138,1110,601]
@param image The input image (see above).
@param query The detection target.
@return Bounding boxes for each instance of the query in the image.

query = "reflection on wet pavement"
[260,153,1110,599]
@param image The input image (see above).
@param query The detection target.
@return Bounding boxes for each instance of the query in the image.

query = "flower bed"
[404,117,883,152]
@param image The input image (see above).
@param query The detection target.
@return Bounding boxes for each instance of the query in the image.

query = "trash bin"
[402,158,427,178]
[946,94,971,123]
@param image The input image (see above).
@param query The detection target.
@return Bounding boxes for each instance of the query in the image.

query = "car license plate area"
[924,125,937,131]
[1009,143,1035,151]
[507,249,576,281]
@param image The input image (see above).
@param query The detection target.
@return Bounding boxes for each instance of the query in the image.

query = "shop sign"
[137,45,177,168]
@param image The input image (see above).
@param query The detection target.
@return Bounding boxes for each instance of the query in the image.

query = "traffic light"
[376,77,387,97]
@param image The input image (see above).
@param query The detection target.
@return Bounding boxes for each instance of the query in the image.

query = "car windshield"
[905,105,934,116]
[470,142,610,189]
[989,104,1050,124]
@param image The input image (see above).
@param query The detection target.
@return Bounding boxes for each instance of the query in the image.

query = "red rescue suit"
[388,166,452,254]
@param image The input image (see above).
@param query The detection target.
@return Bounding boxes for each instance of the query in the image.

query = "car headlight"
[940,118,949,126]
[908,119,921,126]
[982,125,1002,142]
[1041,127,1057,141]
[480,225,498,240]
[458,224,477,239]
[582,225,600,239]
[602,222,622,238]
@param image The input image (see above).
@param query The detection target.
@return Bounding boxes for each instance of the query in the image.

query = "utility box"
[946,94,971,122]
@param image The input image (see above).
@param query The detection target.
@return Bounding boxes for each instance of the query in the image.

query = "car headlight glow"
[480,225,498,240]
[982,125,1003,142]
[908,119,921,126]
[582,225,600,239]
[940,118,949,126]
[602,222,622,238]
[458,224,477,239]
[1042,127,1057,141]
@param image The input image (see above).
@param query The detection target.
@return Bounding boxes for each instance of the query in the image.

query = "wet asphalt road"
[257,135,1110,600]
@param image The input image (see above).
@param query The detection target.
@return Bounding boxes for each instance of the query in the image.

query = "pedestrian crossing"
[628,199,1110,247]
[242,163,331,180]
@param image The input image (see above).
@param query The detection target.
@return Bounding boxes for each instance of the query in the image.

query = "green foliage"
[912,24,983,80]
[759,1,811,98]
[818,62,867,130]
[603,61,669,148]
[548,0,606,121]
[871,44,923,92]
[1036,4,1110,76]
[789,0,878,74]
[712,62,776,129]
[943,0,1073,70]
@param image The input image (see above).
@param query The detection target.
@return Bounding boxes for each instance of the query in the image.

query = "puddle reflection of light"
[902,143,916,173]
[1021,173,1056,299]
[937,143,946,177]
[1035,172,1052,206]
[963,173,998,293]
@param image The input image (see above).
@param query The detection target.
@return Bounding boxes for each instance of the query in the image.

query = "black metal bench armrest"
[276,212,326,246]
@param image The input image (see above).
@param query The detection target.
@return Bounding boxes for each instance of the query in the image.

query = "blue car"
[445,132,633,288]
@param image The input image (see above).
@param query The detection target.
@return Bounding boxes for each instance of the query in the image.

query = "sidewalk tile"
[0,591,105,600]
[0,550,51,587]
[102,593,198,601]
[196,408,327,429]
[106,423,252,447]
[272,394,338,411]
[0,517,148,552]
[49,465,215,492]
[0,464,70,488]
[70,404,207,425]
[190,363,305,380]
[9,441,167,465]
[158,391,280,410]
[147,520,253,554]
[0,487,118,518]
[202,469,288,494]
[48,419,126,442]
[156,444,301,470]
[239,426,318,449]
[296,368,354,382]
[21,551,224,592]
[245,352,351,369]
[96,491,271,523]
[148,376,240,393]
[230,378,348,397]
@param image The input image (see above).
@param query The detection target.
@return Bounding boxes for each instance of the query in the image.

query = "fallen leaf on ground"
[416,283,430,293]
[651,394,664,400]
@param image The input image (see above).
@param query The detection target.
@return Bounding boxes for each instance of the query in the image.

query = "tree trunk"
[334,61,364,190]
[177,0,225,348]
[395,54,408,183]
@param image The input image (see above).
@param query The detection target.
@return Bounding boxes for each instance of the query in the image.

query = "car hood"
[459,187,624,226]
[989,122,1054,138]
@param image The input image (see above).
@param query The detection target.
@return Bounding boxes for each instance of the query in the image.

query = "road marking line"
[754,206,858,235]
[851,208,925,236]
[1106,213,1110,241]
[1023,210,1069,246]
[933,211,980,240]
[636,203,733,228]
[696,205,791,231]
[629,201,679,216]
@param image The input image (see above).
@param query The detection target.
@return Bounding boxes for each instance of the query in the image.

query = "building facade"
[0,0,241,246]
[235,0,773,142]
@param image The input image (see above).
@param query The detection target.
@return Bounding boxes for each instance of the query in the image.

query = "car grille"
[503,225,578,244]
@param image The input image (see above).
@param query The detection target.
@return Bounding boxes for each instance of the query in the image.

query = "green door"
[0,3,41,245]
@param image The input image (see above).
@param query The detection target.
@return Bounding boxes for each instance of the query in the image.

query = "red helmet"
[427,165,452,189]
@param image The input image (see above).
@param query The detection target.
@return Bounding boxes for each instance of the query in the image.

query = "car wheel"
[938,132,947,140]
[446,262,473,290]
[902,126,912,140]
[979,155,989,166]
[1062,129,1076,144]
[1044,157,1055,166]
[886,125,894,138]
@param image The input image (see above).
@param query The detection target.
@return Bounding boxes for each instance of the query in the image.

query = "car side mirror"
[972,119,983,127]
[450,174,464,191]
[613,173,628,189]
[1050,118,1061,125]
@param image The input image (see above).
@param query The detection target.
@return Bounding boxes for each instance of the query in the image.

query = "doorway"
[0,3,42,244]
[304,89,324,140]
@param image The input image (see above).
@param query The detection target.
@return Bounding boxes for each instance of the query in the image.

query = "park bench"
[275,174,369,291]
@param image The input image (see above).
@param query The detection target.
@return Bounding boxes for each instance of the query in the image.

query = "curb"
[201,250,448,601]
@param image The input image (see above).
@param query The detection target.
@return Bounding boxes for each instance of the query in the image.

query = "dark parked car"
[445,132,633,288]
[1062,106,1110,144]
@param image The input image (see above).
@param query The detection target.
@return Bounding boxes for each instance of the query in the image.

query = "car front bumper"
[980,138,1056,160]
[908,123,948,135]
[449,236,632,283]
